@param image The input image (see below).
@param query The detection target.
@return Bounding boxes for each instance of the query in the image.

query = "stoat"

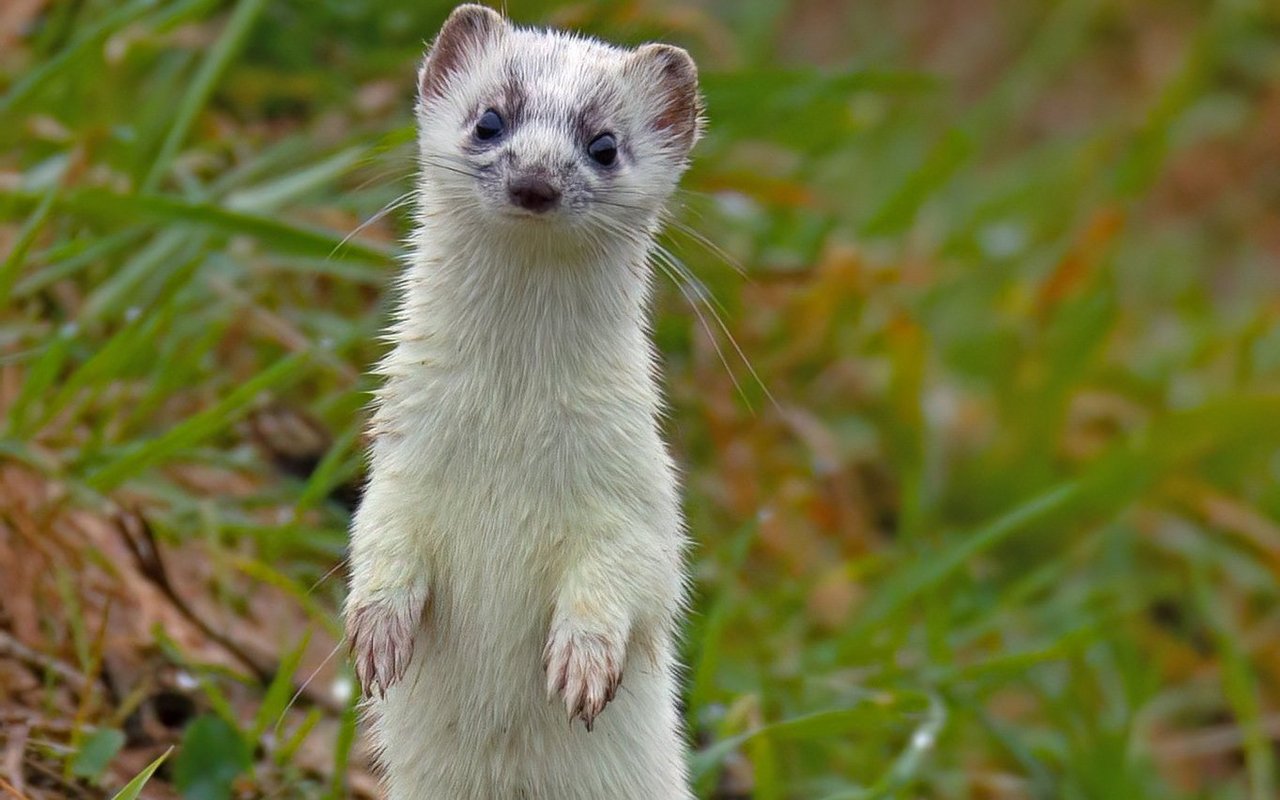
[344,5,702,798]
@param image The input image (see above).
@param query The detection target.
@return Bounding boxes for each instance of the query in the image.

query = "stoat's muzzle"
[507,173,561,214]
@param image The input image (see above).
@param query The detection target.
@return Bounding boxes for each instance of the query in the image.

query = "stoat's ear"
[626,43,704,154]
[419,4,506,102]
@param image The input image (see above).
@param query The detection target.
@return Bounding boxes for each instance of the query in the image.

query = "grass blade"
[141,0,270,192]
[0,185,58,306]
[86,352,312,491]
[0,0,160,113]
[225,146,370,214]
[1,188,394,264]
[110,746,172,800]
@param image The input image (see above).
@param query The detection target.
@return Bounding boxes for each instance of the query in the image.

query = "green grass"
[2,0,1279,798]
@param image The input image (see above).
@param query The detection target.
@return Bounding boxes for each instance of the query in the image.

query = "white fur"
[344,7,698,798]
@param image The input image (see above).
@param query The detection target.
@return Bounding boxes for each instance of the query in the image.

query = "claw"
[542,625,625,730]
[346,590,427,698]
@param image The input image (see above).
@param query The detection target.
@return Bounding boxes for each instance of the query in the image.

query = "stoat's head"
[414,4,703,251]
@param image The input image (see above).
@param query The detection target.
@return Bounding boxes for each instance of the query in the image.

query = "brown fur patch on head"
[419,4,506,103]
[498,63,529,127]
[628,43,704,154]
[575,96,610,146]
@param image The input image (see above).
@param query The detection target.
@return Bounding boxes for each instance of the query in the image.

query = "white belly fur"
[348,254,691,798]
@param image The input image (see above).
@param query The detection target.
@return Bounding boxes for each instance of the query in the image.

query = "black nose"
[508,176,561,213]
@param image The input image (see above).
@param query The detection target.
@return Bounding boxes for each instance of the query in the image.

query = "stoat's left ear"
[419,4,506,102]
[626,43,704,154]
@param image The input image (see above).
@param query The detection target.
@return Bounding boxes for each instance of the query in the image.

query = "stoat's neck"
[382,213,656,383]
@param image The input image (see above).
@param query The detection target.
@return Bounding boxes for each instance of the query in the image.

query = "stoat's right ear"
[419,4,506,102]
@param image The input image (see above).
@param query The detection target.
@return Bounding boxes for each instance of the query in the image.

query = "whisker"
[596,193,749,281]
[650,252,754,412]
[274,638,345,732]
[419,154,485,182]
[328,190,415,261]
[307,560,347,595]
[651,241,730,318]
[592,199,655,216]
[651,243,779,414]
[349,163,415,194]
[664,219,748,279]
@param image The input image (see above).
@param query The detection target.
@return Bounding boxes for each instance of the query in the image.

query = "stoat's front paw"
[543,624,625,731]
[345,586,427,699]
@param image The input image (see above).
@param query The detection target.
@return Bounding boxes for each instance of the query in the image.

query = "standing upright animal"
[343,4,704,798]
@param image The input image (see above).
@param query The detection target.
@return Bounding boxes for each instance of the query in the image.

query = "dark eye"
[587,133,617,166]
[475,109,504,141]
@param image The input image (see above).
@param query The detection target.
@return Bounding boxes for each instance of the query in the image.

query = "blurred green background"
[2,0,1280,798]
